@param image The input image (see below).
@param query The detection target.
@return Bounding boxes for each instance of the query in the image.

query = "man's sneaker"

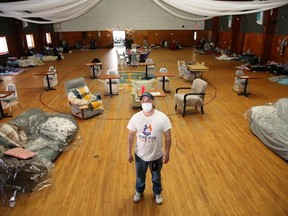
[155,194,163,205]
[133,192,142,202]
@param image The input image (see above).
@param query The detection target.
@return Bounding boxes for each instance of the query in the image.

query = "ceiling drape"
[0,0,287,24]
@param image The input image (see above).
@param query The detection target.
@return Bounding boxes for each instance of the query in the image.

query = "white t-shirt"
[127,110,172,161]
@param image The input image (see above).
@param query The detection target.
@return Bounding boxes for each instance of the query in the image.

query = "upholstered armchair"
[174,78,208,117]
[131,79,158,109]
[64,77,104,119]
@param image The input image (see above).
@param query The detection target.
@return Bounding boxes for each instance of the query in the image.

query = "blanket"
[88,100,103,110]
[18,56,44,67]
[70,86,103,110]
[268,75,288,85]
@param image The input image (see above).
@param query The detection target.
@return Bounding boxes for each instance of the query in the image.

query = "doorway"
[113,31,125,46]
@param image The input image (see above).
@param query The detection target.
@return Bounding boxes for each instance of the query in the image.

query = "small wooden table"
[186,62,210,79]
[139,62,156,80]
[154,71,175,93]
[137,89,166,97]
[236,75,260,97]
[86,62,102,79]
[0,90,14,119]
[34,72,57,91]
[98,73,121,97]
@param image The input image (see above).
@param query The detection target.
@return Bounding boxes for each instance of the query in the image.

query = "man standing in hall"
[127,92,172,205]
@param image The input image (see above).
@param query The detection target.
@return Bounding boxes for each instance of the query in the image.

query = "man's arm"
[163,129,171,164]
[127,129,136,162]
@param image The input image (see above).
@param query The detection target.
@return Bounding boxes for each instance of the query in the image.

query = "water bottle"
[141,85,146,94]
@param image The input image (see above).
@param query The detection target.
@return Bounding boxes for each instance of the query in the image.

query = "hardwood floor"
[1,47,288,216]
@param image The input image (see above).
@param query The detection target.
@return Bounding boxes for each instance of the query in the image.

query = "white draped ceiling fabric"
[0,0,287,24]
[152,0,288,21]
[0,0,103,24]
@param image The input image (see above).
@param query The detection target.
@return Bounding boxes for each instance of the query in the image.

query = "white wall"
[54,0,204,32]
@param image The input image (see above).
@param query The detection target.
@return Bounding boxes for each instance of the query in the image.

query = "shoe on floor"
[133,192,142,202]
[155,194,163,205]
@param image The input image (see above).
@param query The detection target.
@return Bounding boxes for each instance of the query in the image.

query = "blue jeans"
[135,154,163,195]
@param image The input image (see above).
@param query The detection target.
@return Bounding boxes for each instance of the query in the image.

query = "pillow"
[4,147,36,159]
[0,123,27,147]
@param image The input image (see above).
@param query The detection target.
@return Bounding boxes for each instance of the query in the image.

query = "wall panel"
[60,30,198,48]
[270,35,288,62]
[242,33,264,56]
[218,32,232,50]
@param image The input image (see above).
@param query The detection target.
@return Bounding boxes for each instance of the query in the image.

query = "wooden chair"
[1,84,22,115]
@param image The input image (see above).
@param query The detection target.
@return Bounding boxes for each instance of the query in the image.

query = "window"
[193,32,197,40]
[26,34,35,48]
[0,36,9,55]
[46,33,52,44]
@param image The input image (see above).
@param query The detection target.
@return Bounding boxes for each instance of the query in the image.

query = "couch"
[248,98,288,161]
[0,108,79,207]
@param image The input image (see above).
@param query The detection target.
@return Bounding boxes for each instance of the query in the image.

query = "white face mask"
[142,103,153,113]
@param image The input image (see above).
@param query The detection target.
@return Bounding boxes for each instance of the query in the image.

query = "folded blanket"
[88,101,103,110]
[68,88,103,110]
[72,86,91,100]
[68,97,89,106]
[39,117,77,142]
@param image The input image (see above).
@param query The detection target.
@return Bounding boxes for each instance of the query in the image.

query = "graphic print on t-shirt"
[142,124,152,136]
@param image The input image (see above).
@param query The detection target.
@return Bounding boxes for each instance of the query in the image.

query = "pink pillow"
[4,147,36,159]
